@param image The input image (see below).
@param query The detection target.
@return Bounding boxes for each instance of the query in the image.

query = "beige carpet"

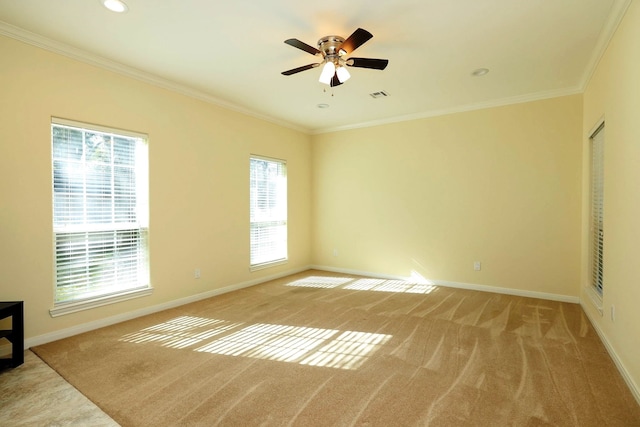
[32,270,640,426]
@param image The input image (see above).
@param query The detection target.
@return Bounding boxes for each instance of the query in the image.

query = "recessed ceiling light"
[102,0,128,13]
[317,103,330,109]
[471,68,489,77]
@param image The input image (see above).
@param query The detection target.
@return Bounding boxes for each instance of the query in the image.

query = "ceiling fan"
[281,28,389,87]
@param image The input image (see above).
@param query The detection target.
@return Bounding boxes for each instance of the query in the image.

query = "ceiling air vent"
[370,90,390,99]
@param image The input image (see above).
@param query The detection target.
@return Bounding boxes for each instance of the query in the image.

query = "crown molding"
[308,0,632,135]
[312,86,583,135]
[0,20,309,135]
[1,0,631,137]
[579,0,633,91]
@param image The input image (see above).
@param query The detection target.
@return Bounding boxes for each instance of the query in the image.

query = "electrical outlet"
[474,261,481,271]
[610,305,615,322]
[333,249,339,257]
[194,268,201,279]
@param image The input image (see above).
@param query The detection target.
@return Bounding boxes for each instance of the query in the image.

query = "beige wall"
[0,35,311,340]
[581,0,640,396]
[311,95,583,297]
[2,5,638,398]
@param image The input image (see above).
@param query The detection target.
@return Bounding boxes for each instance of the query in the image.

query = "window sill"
[250,259,288,272]
[49,287,153,317]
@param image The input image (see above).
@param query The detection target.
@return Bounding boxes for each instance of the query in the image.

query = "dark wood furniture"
[0,301,24,369]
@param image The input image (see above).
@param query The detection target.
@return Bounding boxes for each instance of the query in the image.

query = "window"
[590,123,605,298]
[51,118,150,315]
[250,156,287,270]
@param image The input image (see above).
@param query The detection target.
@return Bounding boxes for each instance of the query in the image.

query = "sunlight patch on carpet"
[120,316,242,349]
[298,330,392,369]
[196,324,335,360]
[286,276,355,289]
[196,324,391,370]
[344,278,437,294]
[120,316,391,370]
[286,275,437,295]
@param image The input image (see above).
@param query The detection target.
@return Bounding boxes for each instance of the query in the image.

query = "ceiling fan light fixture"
[336,66,351,83]
[319,61,336,85]
[102,0,128,13]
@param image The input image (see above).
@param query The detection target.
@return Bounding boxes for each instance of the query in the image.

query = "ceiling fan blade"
[339,28,373,54]
[281,63,320,76]
[284,38,321,56]
[346,57,389,70]
[330,72,343,87]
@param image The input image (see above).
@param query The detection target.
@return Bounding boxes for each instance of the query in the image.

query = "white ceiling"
[0,0,630,133]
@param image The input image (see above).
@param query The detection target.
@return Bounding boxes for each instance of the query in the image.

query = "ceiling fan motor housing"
[318,36,346,64]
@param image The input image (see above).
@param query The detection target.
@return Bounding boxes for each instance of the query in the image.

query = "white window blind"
[52,119,149,306]
[250,156,287,269]
[590,124,605,296]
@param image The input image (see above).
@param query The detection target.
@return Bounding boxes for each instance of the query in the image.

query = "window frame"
[587,120,605,314]
[49,117,151,317]
[249,155,288,271]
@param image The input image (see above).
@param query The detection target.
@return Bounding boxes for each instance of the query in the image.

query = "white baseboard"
[25,265,311,350]
[22,264,580,348]
[24,265,579,350]
[581,302,640,405]
[22,264,637,407]
[311,265,638,404]
[309,265,580,303]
